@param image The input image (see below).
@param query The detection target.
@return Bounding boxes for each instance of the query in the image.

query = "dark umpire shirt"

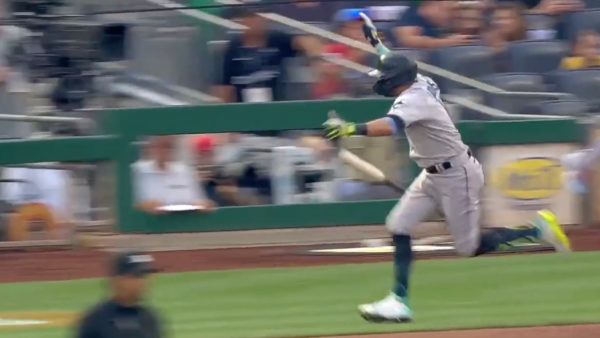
[76,300,162,338]
[220,30,298,102]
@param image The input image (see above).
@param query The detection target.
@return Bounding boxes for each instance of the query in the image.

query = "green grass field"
[1,252,600,338]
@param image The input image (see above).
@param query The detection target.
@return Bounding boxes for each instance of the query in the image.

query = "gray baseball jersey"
[385,74,483,256]
[387,74,468,168]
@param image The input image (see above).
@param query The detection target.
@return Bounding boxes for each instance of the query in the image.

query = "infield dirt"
[1,227,599,338]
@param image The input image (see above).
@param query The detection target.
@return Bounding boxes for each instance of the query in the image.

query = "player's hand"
[323,116,356,140]
[359,12,382,47]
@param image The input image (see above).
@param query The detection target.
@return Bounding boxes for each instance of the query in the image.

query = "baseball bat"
[327,111,406,194]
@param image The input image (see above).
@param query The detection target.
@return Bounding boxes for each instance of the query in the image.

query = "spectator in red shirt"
[312,45,349,99]
[327,8,371,64]
[315,9,379,98]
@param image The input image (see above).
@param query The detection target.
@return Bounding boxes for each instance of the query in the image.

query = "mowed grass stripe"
[1,252,599,338]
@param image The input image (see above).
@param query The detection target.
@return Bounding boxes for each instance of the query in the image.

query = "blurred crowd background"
[0,0,598,123]
[1,0,600,236]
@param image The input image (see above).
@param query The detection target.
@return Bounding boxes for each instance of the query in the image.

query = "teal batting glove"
[360,12,390,56]
[323,117,357,140]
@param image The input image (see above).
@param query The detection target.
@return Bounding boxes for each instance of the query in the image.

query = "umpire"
[76,251,163,338]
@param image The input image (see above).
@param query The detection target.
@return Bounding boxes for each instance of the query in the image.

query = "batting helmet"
[370,52,417,97]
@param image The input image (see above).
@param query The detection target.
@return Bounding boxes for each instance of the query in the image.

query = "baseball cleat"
[358,293,413,323]
[533,209,571,252]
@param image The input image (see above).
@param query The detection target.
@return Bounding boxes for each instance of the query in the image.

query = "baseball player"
[323,13,572,323]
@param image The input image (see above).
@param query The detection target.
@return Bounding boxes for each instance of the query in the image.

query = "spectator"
[329,8,371,64]
[1,166,71,224]
[484,2,528,70]
[394,0,475,49]
[190,134,266,206]
[1,133,76,223]
[452,1,485,37]
[319,9,379,97]
[311,9,369,100]
[214,5,320,103]
[496,0,583,15]
[132,136,215,214]
[76,251,163,338]
[561,30,600,69]
[311,47,349,100]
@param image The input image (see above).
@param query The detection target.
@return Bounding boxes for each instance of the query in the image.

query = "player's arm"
[360,12,390,56]
[323,115,402,139]
[324,99,415,140]
[363,117,400,137]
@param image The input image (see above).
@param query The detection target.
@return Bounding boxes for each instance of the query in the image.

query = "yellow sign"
[492,158,562,200]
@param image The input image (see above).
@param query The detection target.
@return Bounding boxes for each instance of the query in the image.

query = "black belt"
[425,150,472,174]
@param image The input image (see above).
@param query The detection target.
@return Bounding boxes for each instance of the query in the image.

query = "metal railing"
[0,114,91,124]
[322,54,566,120]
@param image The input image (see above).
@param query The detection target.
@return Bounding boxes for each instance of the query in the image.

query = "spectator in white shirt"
[1,166,71,222]
[132,136,215,215]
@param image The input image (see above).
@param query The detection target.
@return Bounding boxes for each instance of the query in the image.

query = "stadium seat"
[430,45,495,91]
[524,14,555,30]
[481,73,546,92]
[522,99,590,116]
[129,22,204,90]
[480,73,548,114]
[507,40,568,74]
[564,9,600,41]
[554,69,600,106]
[282,57,312,101]
[584,0,600,9]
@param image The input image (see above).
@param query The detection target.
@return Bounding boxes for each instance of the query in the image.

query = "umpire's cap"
[370,52,418,97]
[111,251,158,277]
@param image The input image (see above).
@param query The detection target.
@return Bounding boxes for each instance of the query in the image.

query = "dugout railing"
[0,99,586,233]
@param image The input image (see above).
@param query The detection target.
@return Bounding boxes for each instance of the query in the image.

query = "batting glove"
[360,12,390,55]
[360,12,382,47]
[323,116,356,140]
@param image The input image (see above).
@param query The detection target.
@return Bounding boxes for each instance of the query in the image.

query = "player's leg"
[359,171,436,322]
[436,159,485,256]
[476,209,571,254]
[440,159,570,257]
[463,158,570,254]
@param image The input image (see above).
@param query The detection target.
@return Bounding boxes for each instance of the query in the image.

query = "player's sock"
[474,227,539,256]
[392,234,412,300]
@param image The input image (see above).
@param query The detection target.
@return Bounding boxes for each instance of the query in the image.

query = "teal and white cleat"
[533,210,572,252]
[358,293,413,323]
